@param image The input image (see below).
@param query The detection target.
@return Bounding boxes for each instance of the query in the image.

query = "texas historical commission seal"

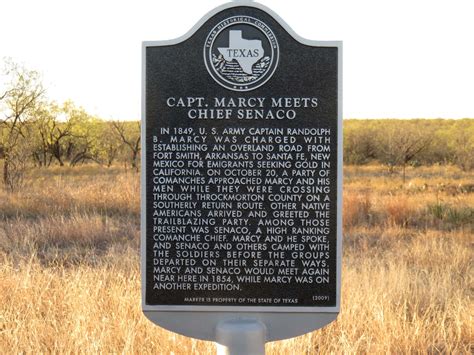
[204,16,279,92]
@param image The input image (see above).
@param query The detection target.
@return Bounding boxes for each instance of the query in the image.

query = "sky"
[0,0,473,120]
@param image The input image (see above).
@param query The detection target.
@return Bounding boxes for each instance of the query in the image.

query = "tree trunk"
[42,148,48,167]
[132,150,138,171]
[3,156,9,186]
[402,162,406,184]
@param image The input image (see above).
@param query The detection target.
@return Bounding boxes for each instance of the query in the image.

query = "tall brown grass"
[0,165,472,353]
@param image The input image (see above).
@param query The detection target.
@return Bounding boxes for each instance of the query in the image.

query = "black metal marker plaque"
[142,3,341,315]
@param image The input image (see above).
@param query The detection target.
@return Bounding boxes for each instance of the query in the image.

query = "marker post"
[216,319,266,355]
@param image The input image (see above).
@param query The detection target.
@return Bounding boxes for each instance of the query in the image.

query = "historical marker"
[142,1,342,351]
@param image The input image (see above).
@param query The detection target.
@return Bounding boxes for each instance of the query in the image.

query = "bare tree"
[344,122,378,164]
[381,122,433,183]
[48,108,77,166]
[100,121,123,167]
[0,59,45,188]
[447,120,474,171]
[31,102,57,167]
[111,121,140,171]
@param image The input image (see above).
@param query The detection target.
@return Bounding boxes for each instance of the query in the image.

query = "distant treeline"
[1,59,473,190]
[0,59,140,190]
[344,119,473,175]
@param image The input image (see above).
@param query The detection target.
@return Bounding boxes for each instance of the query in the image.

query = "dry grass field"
[0,165,472,354]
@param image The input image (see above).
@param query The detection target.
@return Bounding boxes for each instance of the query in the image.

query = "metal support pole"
[216,319,266,355]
